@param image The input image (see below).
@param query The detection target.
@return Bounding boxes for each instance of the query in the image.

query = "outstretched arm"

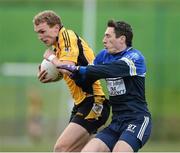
[85,60,130,79]
[58,60,130,80]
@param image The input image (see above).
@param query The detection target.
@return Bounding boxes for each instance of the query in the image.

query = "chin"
[107,50,112,53]
[46,44,51,47]
[46,42,53,47]
[107,50,115,54]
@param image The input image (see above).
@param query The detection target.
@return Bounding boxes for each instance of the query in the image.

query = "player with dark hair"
[58,19,152,152]
[33,10,110,152]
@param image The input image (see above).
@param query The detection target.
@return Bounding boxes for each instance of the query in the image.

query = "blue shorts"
[95,113,152,152]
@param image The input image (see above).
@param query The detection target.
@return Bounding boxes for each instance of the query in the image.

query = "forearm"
[80,60,130,80]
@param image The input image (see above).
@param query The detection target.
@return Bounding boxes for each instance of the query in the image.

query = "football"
[40,59,63,81]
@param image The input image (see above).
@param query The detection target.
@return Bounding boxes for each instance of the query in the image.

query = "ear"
[120,35,126,42]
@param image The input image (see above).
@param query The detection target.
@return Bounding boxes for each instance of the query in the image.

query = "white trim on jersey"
[120,57,137,76]
[139,73,146,77]
[137,116,149,141]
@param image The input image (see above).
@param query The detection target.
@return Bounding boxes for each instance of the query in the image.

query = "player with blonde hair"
[33,10,110,152]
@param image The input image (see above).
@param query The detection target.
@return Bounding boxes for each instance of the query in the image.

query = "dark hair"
[107,20,133,46]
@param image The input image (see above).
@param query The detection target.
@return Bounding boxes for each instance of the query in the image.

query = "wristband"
[48,54,56,62]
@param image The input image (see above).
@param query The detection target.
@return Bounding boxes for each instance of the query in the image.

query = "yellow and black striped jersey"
[53,27,105,105]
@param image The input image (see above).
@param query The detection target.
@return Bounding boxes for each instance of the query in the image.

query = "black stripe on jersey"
[75,33,88,66]
[64,30,71,47]
[75,33,93,94]
[56,36,60,49]
[62,31,71,48]
[62,32,68,48]
[53,48,57,52]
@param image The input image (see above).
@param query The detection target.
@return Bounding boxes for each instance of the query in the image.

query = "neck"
[117,44,127,53]
[53,30,60,46]
[121,46,127,52]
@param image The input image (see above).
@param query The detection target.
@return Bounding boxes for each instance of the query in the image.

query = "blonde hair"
[33,10,62,27]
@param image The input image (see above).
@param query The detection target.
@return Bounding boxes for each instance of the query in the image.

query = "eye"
[39,30,45,34]
[105,34,111,38]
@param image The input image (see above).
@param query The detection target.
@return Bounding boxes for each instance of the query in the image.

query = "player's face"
[34,22,59,46]
[103,27,125,54]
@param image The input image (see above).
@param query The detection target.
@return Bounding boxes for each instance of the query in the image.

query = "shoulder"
[94,49,108,64]
[59,27,77,40]
[66,29,78,40]
[122,48,146,75]
[96,49,108,57]
[124,48,145,62]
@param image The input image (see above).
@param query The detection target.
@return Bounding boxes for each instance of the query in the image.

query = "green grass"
[1,140,180,152]
[141,141,180,152]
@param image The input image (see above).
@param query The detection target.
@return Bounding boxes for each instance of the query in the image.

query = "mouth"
[104,44,108,49]
[42,40,48,44]
[44,41,52,47]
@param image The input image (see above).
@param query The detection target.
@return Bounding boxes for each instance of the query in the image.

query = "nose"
[103,37,106,43]
[38,34,44,41]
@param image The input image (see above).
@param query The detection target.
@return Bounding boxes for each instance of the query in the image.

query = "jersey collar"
[53,27,66,50]
[120,46,133,55]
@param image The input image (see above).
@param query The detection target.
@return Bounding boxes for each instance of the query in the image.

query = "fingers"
[57,64,77,73]
[41,78,52,83]
[61,69,72,76]
[37,70,51,83]
[38,65,41,71]
[57,68,72,77]
[38,69,46,79]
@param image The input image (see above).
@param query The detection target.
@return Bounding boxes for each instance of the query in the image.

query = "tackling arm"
[59,60,130,81]
[85,60,130,80]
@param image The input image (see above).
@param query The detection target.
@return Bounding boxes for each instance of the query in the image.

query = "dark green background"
[0,0,180,151]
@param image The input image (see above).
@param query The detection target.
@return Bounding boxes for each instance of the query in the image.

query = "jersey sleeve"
[83,51,146,80]
[120,51,146,76]
[85,60,130,80]
[59,30,79,63]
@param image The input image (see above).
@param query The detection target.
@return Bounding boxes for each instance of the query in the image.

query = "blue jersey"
[79,47,150,115]
[76,47,152,151]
